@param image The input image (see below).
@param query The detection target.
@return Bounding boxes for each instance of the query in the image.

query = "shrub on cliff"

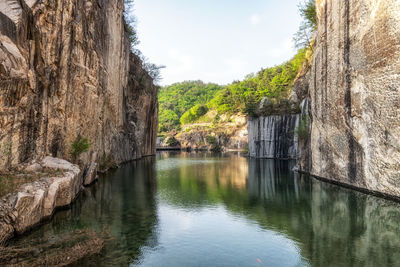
[0,141,12,170]
[124,0,139,50]
[243,95,258,117]
[180,104,209,125]
[296,115,310,140]
[69,136,90,162]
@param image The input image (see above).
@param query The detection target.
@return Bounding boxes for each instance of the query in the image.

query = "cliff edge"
[0,0,158,171]
[294,0,400,197]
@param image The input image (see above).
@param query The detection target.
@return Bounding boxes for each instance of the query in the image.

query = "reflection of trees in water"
[13,154,400,266]
[11,157,159,266]
[157,154,250,208]
[158,155,400,266]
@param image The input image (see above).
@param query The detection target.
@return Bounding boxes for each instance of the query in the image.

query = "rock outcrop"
[173,115,248,152]
[0,0,158,171]
[0,157,82,245]
[295,0,400,197]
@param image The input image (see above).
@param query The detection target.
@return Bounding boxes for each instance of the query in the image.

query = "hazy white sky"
[134,0,303,85]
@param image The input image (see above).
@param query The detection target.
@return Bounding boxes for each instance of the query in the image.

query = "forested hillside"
[158,48,310,133]
[158,81,223,132]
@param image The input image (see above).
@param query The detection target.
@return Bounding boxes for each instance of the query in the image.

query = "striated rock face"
[0,157,82,245]
[248,115,300,159]
[0,0,158,170]
[296,0,400,197]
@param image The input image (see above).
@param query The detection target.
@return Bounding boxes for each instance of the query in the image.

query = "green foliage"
[69,136,90,162]
[209,49,307,115]
[258,99,301,116]
[243,95,258,117]
[159,109,180,132]
[180,104,209,125]
[166,137,179,147]
[300,0,317,29]
[206,135,216,145]
[159,81,222,130]
[180,111,195,125]
[158,48,308,131]
[124,0,139,50]
[243,144,249,154]
[296,115,310,140]
[192,104,208,117]
[294,0,317,48]
[0,141,12,169]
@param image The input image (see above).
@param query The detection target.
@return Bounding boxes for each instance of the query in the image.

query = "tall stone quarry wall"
[0,0,158,170]
[296,0,400,197]
[248,115,299,159]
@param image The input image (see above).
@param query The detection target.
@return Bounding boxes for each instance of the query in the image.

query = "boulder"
[0,157,82,245]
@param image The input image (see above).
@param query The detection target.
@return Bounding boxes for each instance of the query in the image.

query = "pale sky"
[134,0,303,85]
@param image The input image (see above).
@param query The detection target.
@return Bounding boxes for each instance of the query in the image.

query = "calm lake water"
[11,152,400,266]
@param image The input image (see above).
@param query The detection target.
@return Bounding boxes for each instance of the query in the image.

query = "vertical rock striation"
[0,0,158,170]
[296,0,400,197]
[248,115,300,159]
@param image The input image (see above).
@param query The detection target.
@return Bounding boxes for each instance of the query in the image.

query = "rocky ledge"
[0,157,83,245]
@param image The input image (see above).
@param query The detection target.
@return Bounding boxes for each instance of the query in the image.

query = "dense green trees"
[158,49,308,132]
[180,104,209,125]
[158,81,223,131]
[208,48,307,114]
[159,110,180,132]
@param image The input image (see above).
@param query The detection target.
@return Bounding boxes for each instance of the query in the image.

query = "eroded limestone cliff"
[0,0,158,171]
[294,0,400,197]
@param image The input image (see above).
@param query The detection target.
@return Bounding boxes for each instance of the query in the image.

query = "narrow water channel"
[10,152,400,266]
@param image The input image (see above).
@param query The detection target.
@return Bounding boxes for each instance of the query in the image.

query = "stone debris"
[0,157,82,245]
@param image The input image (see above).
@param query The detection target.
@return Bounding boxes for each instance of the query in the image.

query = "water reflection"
[10,152,400,266]
[248,158,400,266]
[10,157,159,266]
[156,153,400,266]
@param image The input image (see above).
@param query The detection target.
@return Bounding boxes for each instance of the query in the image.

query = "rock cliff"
[0,0,158,171]
[295,0,400,197]
[248,115,299,159]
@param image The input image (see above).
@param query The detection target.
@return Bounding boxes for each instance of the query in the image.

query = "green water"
[11,152,400,266]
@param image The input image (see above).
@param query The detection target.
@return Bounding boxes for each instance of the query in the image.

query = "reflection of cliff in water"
[247,159,400,267]
[156,154,400,266]
[11,157,159,266]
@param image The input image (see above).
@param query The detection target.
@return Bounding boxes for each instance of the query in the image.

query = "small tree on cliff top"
[124,0,139,49]
[124,0,165,84]
[294,0,317,48]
